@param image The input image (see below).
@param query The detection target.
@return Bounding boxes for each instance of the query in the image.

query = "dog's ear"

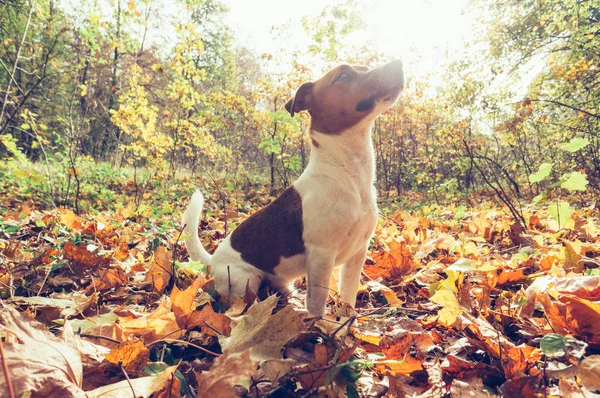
[285,82,314,117]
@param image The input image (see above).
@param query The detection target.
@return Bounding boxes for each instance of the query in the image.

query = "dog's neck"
[304,122,376,201]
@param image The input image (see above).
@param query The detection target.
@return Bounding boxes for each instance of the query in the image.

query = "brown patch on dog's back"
[230,187,305,274]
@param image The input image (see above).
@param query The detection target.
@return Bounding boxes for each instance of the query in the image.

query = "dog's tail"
[182,190,212,265]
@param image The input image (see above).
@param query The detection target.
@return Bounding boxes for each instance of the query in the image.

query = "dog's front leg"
[339,247,367,308]
[306,248,335,316]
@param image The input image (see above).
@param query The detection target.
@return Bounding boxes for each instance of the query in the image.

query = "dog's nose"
[389,59,403,71]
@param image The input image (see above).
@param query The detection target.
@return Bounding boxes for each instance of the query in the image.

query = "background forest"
[1,1,600,397]
[1,0,597,216]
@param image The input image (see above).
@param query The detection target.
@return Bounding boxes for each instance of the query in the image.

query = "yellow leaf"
[430,290,462,327]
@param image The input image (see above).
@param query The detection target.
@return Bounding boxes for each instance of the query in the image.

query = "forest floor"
[1,166,600,397]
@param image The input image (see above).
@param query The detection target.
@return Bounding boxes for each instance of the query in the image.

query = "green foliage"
[529,163,552,183]
[302,0,365,62]
[548,202,574,229]
[560,172,589,192]
[561,138,590,153]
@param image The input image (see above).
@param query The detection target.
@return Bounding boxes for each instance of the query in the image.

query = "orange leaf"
[105,340,149,376]
[171,278,202,326]
[85,267,129,295]
[63,241,109,269]
[119,302,184,344]
[187,305,231,337]
[371,239,414,279]
[59,209,82,229]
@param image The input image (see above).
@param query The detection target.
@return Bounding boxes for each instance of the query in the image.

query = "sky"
[222,0,477,79]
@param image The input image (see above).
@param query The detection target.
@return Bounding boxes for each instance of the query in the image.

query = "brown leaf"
[195,351,258,397]
[143,246,172,293]
[579,355,600,391]
[171,278,230,335]
[85,266,129,295]
[370,239,414,279]
[0,307,84,396]
[63,241,110,270]
[187,305,231,336]
[219,295,305,361]
[450,376,489,397]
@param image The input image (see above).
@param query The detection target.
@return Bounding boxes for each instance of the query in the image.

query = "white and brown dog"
[182,60,404,316]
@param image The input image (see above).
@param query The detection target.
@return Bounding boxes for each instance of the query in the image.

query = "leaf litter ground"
[1,185,600,397]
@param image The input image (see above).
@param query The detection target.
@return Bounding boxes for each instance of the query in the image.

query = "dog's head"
[285,60,404,134]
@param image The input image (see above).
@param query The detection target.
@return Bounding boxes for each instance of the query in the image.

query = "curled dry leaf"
[119,301,184,344]
[63,241,110,270]
[195,351,258,397]
[86,364,178,398]
[85,266,129,295]
[171,278,231,336]
[143,245,173,293]
[0,306,85,397]
[579,355,600,391]
[219,295,305,361]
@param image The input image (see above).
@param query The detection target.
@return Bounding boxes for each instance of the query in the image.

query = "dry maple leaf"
[430,289,462,327]
[195,351,258,398]
[171,278,230,336]
[219,295,305,361]
[63,241,110,270]
[0,307,85,397]
[370,239,415,279]
[143,246,173,293]
[119,301,184,344]
[85,267,129,295]
[59,209,83,230]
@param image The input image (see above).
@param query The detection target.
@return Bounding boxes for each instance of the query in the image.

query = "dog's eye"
[337,72,349,82]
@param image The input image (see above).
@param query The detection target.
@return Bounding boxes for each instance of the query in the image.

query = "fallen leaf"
[430,289,462,327]
[579,355,600,391]
[144,246,173,293]
[86,364,178,398]
[105,340,150,376]
[195,351,258,397]
[0,307,85,396]
[219,295,305,361]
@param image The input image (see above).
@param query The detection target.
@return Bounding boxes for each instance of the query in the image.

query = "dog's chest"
[334,190,378,263]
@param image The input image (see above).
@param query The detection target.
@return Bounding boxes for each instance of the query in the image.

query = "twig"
[292,364,334,377]
[0,340,15,398]
[148,338,221,357]
[170,224,185,290]
[37,261,55,296]
[331,315,356,337]
[202,320,223,336]
[118,361,136,398]
[79,333,121,344]
[0,4,33,125]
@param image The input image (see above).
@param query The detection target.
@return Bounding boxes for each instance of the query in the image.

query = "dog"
[182,60,404,316]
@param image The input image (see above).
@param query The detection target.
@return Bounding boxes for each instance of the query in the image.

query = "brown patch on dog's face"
[285,60,405,134]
